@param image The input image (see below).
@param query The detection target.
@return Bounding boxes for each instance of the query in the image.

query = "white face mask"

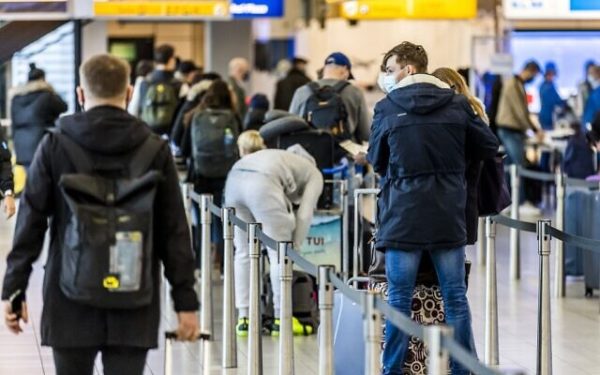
[378,72,398,94]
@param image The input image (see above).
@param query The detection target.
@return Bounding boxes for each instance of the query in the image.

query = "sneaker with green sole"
[270,319,280,337]
[292,317,314,336]
[236,317,249,337]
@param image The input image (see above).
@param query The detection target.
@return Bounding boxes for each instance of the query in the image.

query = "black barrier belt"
[518,168,556,182]
[231,214,248,233]
[547,225,600,255]
[329,273,362,305]
[287,248,318,277]
[374,296,424,339]
[491,215,537,233]
[565,177,600,189]
[208,202,222,219]
[442,337,502,375]
[256,228,279,251]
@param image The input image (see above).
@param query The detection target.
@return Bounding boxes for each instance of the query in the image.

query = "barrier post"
[554,169,566,298]
[222,207,237,368]
[200,194,213,339]
[425,325,452,375]
[510,164,521,280]
[278,242,294,375]
[318,265,335,375]
[484,217,499,366]
[536,220,553,375]
[341,180,350,282]
[248,223,263,375]
[477,217,486,266]
[364,291,382,375]
[353,191,360,288]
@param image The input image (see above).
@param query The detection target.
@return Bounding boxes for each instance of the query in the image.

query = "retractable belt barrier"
[188,192,503,375]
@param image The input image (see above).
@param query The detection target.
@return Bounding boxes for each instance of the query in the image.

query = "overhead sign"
[505,0,600,19]
[230,0,282,18]
[340,0,477,20]
[94,0,230,18]
[0,1,66,13]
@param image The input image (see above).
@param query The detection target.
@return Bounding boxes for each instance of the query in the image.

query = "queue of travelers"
[2,38,596,375]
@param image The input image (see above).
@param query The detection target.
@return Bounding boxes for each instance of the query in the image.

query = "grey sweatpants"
[225,170,296,318]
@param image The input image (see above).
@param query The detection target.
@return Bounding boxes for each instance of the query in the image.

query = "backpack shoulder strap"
[332,81,350,94]
[129,134,165,177]
[307,82,321,95]
[48,128,94,174]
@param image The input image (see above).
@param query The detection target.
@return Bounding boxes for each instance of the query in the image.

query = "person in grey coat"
[224,131,323,337]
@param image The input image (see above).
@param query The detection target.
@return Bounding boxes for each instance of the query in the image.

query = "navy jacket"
[368,75,498,251]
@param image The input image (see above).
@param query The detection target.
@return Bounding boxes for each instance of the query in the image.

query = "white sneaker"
[519,201,542,217]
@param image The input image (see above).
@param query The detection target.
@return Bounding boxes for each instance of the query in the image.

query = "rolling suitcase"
[164,331,206,375]
[585,192,600,296]
[564,189,587,276]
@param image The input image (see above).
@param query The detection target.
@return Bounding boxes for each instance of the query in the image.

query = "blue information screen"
[230,0,284,18]
[571,0,600,11]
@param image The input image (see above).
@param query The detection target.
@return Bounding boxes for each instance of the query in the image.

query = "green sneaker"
[292,317,314,336]
[270,319,280,337]
[236,317,249,337]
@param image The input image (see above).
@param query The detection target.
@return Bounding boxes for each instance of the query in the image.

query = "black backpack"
[54,131,164,309]
[303,81,351,140]
[191,108,239,178]
[141,81,179,131]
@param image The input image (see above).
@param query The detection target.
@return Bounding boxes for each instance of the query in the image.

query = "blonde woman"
[432,67,489,123]
[224,131,323,337]
[433,67,494,246]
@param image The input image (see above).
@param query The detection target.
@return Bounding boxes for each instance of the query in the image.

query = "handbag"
[477,155,512,216]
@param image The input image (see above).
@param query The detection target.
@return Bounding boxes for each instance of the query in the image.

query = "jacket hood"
[9,80,54,99]
[387,74,454,115]
[57,106,153,155]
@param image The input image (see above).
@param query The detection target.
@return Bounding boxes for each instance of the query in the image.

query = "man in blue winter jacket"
[539,62,565,131]
[368,42,499,375]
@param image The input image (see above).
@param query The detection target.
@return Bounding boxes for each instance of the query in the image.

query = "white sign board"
[505,0,600,19]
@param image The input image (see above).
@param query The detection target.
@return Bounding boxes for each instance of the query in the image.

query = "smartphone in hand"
[9,290,24,319]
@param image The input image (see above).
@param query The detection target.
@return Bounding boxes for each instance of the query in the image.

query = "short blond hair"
[238,130,266,155]
[80,54,130,99]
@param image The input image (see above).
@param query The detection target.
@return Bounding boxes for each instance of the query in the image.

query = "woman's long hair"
[432,67,489,123]
[199,79,235,111]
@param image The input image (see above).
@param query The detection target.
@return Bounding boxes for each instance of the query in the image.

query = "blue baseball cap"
[545,61,557,75]
[324,52,354,79]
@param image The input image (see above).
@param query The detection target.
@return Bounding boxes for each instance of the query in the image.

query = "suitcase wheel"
[585,287,594,298]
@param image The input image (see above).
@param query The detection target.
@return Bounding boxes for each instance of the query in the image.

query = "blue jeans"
[383,247,477,375]
[498,128,526,204]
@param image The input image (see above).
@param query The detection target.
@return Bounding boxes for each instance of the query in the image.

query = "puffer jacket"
[367,74,498,251]
[10,80,67,166]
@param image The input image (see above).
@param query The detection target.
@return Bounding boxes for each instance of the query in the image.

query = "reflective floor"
[0,207,598,375]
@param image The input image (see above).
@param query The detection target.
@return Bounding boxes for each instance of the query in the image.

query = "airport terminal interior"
[0,1,598,374]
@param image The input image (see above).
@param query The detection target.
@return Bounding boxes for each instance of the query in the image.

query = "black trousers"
[53,346,148,375]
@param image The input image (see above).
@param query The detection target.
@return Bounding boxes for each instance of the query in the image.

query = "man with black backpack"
[134,44,183,137]
[2,54,198,375]
[289,52,371,143]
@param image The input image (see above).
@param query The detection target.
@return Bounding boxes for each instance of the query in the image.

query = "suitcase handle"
[164,331,209,341]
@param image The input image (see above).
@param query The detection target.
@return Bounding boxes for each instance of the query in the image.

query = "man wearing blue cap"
[288,52,371,143]
[539,61,565,131]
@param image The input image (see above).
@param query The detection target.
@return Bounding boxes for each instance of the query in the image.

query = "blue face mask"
[377,72,398,94]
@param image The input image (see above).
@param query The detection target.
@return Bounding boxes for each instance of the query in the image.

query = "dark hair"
[200,72,222,81]
[154,44,175,64]
[80,54,130,99]
[523,60,541,73]
[178,60,198,74]
[292,57,308,66]
[28,63,45,81]
[135,59,154,78]
[199,80,234,111]
[381,42,428,74]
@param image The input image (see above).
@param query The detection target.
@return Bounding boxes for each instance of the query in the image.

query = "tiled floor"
[0,207,598,374]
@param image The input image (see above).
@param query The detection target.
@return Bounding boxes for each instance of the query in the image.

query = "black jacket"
[274,69,311,111]
[0,133,13,194]
[1,106,198,348]
[10,80,67,166]
[368,75,498,251]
